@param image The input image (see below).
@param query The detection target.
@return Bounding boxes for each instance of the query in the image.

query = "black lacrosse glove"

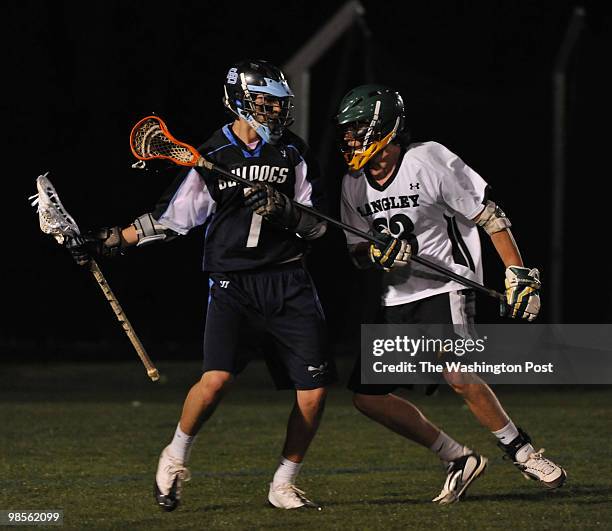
[243,183,299,229]
[369,229,412,271]
[65,226,125,266]
[65,235,91,266]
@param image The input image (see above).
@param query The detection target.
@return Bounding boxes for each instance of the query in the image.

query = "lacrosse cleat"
[154,446,191,512]
[268,483,322,510]
[432,452,488,505]
[498,428,566,489]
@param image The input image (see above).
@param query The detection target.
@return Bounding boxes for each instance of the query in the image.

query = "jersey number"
[373,213,419,254]
[246,212,262,247]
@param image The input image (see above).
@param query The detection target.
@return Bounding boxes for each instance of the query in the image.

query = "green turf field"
[1,361,611,530]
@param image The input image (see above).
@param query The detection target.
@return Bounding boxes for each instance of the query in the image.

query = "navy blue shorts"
[347,290,476,395]
[203,260,336,390]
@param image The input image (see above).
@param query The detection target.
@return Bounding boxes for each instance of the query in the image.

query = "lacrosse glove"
[243,183,298,228]
[66,227,125,266]
[503,266,541,321]
[65,235,91,266]
[369,229,412,270]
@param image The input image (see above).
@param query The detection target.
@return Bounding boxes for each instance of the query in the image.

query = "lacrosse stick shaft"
[88,260,160,381]
[196,160,505,301]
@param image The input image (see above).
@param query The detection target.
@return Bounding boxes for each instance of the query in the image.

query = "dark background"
[5,0,612,362]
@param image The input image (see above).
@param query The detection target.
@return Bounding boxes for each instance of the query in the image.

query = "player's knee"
[199,370,233,396]
[297,386,327,412]
[443,370,479,394]
[352,393,381,415]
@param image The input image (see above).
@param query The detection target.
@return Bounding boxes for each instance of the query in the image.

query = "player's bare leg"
[281,387,327,461]
[268,387,327,510]
[445,370,566,488]
[352,393,439,447]
[443,371,509,431]
[179,370,234,434]
[155,370,233,512]
[352,392,487,504]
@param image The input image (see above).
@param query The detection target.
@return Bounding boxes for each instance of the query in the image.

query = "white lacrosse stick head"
[29,172,81,244]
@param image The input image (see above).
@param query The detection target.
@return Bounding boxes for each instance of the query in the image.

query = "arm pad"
[475,200,512,235]
[132,213,179,246]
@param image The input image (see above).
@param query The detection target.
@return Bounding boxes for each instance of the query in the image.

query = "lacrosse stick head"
[130,116,201,167]
[30,173,80,245]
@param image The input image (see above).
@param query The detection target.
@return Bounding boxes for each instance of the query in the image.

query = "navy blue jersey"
[152,124,325,272]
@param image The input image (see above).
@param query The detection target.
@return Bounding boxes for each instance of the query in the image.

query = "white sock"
[167,423,197,463]
[272,457,302,487]
[429,431,471,462]
[492,420,520,446]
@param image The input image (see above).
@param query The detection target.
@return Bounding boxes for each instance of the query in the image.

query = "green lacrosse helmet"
[334,84,405,171]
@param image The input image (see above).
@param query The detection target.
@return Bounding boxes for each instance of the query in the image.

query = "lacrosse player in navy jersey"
[68,60,335,511]
[334,84,566,504]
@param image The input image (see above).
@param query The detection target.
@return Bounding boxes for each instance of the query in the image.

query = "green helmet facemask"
[334,84,405,171]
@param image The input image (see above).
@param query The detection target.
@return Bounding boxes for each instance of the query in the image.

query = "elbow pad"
[132,213,178,246]
[476,201,512,235]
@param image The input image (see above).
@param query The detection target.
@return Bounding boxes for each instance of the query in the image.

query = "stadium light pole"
[284,0,367,142]
[551,6,585,323]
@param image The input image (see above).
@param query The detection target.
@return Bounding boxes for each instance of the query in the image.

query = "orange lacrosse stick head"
[130,115,201,167]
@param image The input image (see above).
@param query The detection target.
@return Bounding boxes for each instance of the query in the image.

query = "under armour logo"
[307,362,328,377]
[409,183,420,190]
[219,280,230,288]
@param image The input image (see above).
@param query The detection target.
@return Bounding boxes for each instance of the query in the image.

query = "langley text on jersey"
[356,194,420,217]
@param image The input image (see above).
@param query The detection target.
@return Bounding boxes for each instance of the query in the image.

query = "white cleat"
[268,483,322,510]
[514,447,567,488]
[432,452,488,505]
[499,428,567,489]
[154,446,191,512]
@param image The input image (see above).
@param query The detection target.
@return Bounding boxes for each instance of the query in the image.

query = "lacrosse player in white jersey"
[335,84,566,504]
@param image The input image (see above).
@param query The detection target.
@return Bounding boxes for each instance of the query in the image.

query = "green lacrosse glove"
[503,266,541,321]
[369,229,412,271]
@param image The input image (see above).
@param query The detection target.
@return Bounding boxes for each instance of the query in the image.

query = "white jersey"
[341,141,488,306]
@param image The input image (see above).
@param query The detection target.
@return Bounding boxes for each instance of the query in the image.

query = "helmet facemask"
[335,85,405,171]
[243,91,294,141]
[338,101,401,171]
[224,68,294,144]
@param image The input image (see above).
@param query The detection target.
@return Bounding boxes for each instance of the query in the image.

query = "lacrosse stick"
[130,116,505,301]
[30,173,160,381]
